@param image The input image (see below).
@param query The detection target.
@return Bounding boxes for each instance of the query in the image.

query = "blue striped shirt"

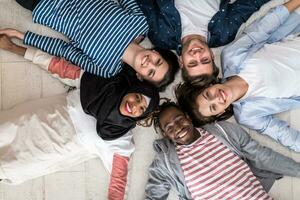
[24,0,149,78]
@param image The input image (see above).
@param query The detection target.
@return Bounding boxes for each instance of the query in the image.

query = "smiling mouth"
[125,102,132,114]
[176,127,189,140]
[141,55,149,66]
[189,47,203,55]
[219,89,227,103]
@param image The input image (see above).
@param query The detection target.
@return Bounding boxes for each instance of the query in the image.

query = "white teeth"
[178,130,188,138]
[220,90,226,102]
[191,47,201,51]
[141,55,148,66]
[126,102,132,113]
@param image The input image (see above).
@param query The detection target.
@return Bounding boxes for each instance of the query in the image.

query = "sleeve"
[222,122,300,177]
[108,154,130,200]
[119,0,143,14]
[23,31,112,78]
[238,114,300,153]
[145,158,172,200]
[221,5,290,78]
[24,48,82,88]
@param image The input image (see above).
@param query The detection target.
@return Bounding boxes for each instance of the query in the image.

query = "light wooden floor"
[0,0,300,200]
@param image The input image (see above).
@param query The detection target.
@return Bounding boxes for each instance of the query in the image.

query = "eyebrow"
[152,70,155,77]
[188,61,198,68]
[202,93,213,113]
[201,59,211,65]
[209,105,213,113]
[163,114,182,130]
[148,70,155,78]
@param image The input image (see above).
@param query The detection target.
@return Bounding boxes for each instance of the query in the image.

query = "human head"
[154,101,199,145]
[175,82,233,127]
[119,82,159,120]
[133,47,180,91]
[179,36,218,85]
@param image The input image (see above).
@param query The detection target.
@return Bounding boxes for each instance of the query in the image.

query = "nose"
[174,122,183,135]
[210,93,225,105]
[131,103,142,117]
[148,57,159,68]
[207,91,222,104]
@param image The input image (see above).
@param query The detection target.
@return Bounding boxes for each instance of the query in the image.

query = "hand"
[285,0,300,12]
[0,34,27,56]
[0,34,15,51]
[0,28,25,40]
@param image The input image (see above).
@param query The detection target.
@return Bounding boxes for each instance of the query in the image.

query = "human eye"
[188,61,197,68]
[166,126,174,134]
[201,57,211,64]
[156,58,162,65]
[203,91,209,100]
[148,69,155,78]
[140,106,146,114]
[135,94,141,102]
[211,104,217,112]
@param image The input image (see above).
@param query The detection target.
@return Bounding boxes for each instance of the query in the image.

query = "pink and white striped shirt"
[176,128,271,200]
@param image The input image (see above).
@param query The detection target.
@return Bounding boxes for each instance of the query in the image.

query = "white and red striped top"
[176,128,271,200]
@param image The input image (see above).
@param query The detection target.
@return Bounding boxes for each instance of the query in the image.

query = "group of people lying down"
[1,0,300,199]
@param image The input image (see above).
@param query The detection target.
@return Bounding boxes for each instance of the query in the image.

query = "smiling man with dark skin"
[145,102,300,200]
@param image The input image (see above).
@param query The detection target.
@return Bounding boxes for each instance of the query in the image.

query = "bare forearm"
[284,0,300,13]
[0,34,26,56]
[8,44,27,56]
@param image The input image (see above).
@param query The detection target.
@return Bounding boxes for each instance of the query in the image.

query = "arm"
[221,121,300,177]
[234,97,300,153]
[221,5,291,78]
[108,154,130,200]
[0,34,26,56]
[239,114,300,153]
[23,31,113,78]
[145,158,172,200]
[24,48,82,88]
[0,34,82,87]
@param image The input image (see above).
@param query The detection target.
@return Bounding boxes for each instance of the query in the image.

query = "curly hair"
[175,82,233,127]
[152,100,181,135]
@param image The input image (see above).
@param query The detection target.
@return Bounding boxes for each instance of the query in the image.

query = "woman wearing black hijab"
[80,66,159,140]
[0,38,159,186]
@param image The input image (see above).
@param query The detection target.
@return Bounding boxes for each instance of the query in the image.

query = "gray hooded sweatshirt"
[145,121,300,200]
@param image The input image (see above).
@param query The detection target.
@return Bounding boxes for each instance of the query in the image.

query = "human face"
[180,38,214,77]
[159,107,198,145]
[196,84,233,117]
[119,93,148,118]
[133,49,169,84]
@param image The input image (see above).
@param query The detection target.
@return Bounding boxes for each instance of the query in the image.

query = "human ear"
[136,73,144,81]
[210,49,215,60]
[178,57,184,69]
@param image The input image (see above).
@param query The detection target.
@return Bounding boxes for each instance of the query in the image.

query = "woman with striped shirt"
[1,0,179,90]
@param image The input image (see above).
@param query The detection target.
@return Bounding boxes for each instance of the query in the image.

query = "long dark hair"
[151,47,180,91]
[175,81,233,126]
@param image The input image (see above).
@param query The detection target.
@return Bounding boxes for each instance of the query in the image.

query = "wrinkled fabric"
[208,0,270,47]
[0,95,95,184]
[145,121,300,199]
[137,0,270,53]
[222,5,300,152]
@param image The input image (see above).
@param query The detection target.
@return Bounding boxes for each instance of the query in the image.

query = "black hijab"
[80,66,159,140]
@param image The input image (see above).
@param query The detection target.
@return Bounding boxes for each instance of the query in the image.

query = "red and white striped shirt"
[176,128,271,200]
